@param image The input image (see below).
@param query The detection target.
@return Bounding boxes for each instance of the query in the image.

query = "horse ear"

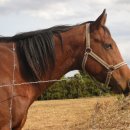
[93,9,107,28]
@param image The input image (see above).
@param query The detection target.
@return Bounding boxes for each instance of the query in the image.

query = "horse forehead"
[91,27,110,41]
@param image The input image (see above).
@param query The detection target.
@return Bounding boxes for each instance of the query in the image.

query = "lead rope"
[9,43,15,129]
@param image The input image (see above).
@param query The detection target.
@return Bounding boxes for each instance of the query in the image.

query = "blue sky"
[0,0,130,76]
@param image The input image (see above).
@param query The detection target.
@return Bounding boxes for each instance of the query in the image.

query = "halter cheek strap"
[82,23,127,87]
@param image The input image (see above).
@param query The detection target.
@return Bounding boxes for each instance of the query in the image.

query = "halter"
[82,23,127,87]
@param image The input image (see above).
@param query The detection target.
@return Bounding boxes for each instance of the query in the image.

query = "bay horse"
[0,9,130,130]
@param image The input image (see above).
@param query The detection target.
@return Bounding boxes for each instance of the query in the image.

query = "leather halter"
[82,23,127,87]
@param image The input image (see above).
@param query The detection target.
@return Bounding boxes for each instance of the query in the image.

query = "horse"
[0,9,130,130]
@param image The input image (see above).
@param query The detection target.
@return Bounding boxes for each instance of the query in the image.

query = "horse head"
[82,9,130,95]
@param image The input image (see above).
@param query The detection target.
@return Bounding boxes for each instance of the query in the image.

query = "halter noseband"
[82,23,127,87]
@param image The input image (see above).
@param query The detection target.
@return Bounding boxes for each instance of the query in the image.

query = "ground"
[23,96,121,130]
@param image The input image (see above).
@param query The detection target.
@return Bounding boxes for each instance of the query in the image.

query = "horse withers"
[0,9,129,130]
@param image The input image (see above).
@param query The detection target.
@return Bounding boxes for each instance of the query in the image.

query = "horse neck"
[28,24,86,101]
[49,25,86,78]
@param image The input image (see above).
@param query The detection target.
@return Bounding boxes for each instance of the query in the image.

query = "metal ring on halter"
[85,48,92,53]
[108,65,115,72]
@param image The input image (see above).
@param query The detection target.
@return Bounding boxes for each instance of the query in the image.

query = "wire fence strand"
[0,79,69,88]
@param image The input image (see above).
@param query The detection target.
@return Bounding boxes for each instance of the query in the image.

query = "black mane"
[0,22,92,81]
[13,25,73,81]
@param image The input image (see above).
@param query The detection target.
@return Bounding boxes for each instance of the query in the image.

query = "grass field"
[23,96,130,130]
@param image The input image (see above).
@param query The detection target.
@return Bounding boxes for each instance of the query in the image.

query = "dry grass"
[87,96,130,130]
[23,96,130,130]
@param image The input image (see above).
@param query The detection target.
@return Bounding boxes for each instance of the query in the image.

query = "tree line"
[38,72,111,100]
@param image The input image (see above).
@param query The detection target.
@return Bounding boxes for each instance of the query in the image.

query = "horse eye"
[103,43,112,50]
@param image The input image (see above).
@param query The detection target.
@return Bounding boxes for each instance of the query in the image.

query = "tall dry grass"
[86,96,130,130]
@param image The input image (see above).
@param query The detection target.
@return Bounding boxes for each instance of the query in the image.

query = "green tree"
[38,72,111,100]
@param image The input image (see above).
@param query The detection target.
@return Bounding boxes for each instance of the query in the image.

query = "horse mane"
[0,22,93,81]
[12,25,75,81]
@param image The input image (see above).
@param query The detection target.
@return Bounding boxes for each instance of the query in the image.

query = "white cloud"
[24,3,75,20]
[0,0,130,66]
[0,0,9,4]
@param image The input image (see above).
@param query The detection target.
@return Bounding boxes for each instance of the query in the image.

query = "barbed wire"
[9,43,15,129]
[0,79,69,88]
[0,43,100,130]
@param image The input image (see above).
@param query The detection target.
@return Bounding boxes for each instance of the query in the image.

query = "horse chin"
[123,80,130,97]
[110,86,122,94]
[95,76,122,94]
[110,80,130,96]
[109,81,123,94]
